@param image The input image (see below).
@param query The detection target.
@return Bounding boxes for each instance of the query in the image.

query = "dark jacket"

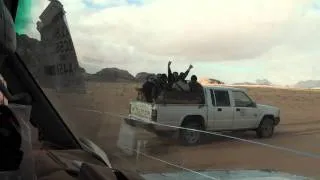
[142,81,155,102]
[188,81,203,93]
[189,81,204,103]
[151,79,168,101]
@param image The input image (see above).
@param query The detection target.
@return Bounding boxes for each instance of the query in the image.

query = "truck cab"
[205,86,280,130]
[127,86,281,145]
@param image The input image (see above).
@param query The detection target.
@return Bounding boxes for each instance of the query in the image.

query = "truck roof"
[203,85,247,91]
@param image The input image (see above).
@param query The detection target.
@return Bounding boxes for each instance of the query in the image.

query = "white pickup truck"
[125,86,280,145]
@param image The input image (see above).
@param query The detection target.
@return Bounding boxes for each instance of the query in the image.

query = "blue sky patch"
[15,0,32,34]
[312,1,320,10]
[82,0,144,9]
[82,0,108,9]
[127,0,144,6]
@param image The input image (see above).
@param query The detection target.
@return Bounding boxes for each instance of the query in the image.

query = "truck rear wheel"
[179,121,203,146]
[256,117,274,138]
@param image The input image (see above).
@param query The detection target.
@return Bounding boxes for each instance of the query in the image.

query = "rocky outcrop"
[256,79,272,86]
[135,72,155,82]
[16,35,135,84]
[199,78,224,85]
[234,79,272,86]
[16,33,86,92]
[16,34,43,80]
[86,68,136,82]
[233,82,257,86]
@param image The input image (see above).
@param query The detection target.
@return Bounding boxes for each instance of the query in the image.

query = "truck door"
[231,91,259,129]
[209,89,234,130]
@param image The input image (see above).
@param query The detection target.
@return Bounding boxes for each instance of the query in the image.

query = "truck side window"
[214,90,230,107]
[233,91,253,107]
[209,89,216,106]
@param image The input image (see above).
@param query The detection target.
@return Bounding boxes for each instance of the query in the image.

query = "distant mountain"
[135,72,155,82]
[199,78,224,85]
[233,82,257,86]
[256,79,272,86]
[295,80,320,89]
[86,68,136,82]
[233,79,273,86]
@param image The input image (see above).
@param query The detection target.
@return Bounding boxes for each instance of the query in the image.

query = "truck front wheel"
[256,117,274,138]
[179,121,203,146]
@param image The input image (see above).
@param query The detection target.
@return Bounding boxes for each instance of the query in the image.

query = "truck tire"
[256,117,274,138]
[179,121,203,146]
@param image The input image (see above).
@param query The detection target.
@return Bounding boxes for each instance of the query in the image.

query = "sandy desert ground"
[42,82,320,178]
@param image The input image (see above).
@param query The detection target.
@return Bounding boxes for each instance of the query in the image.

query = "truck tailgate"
[129,101,153,122]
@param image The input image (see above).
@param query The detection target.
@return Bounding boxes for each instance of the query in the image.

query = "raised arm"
[167,61,173,83]
[181,64,193,80]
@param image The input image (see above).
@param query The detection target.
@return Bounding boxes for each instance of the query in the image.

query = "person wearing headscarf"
[178,64,193,81]
[168,61,193,89]
[188,75,205,104]
[167,61,179,89]
[188,75,203,93]
[141,75,157,102]
[171,64,193,91]
[151,73,169,102]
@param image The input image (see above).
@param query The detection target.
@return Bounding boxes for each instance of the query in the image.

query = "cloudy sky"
[22,0,320,85]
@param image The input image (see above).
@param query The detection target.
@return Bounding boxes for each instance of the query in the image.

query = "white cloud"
[91,0,113,6]
[83,0,130,7]
[25,0,320,84]
[77,0,313,57]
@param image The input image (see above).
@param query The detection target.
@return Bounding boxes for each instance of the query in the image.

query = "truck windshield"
[233,91,254,107]
[14,0,320,179]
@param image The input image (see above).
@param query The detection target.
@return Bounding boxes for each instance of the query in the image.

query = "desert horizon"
[81,66,320,89]
[40,81,320,177]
